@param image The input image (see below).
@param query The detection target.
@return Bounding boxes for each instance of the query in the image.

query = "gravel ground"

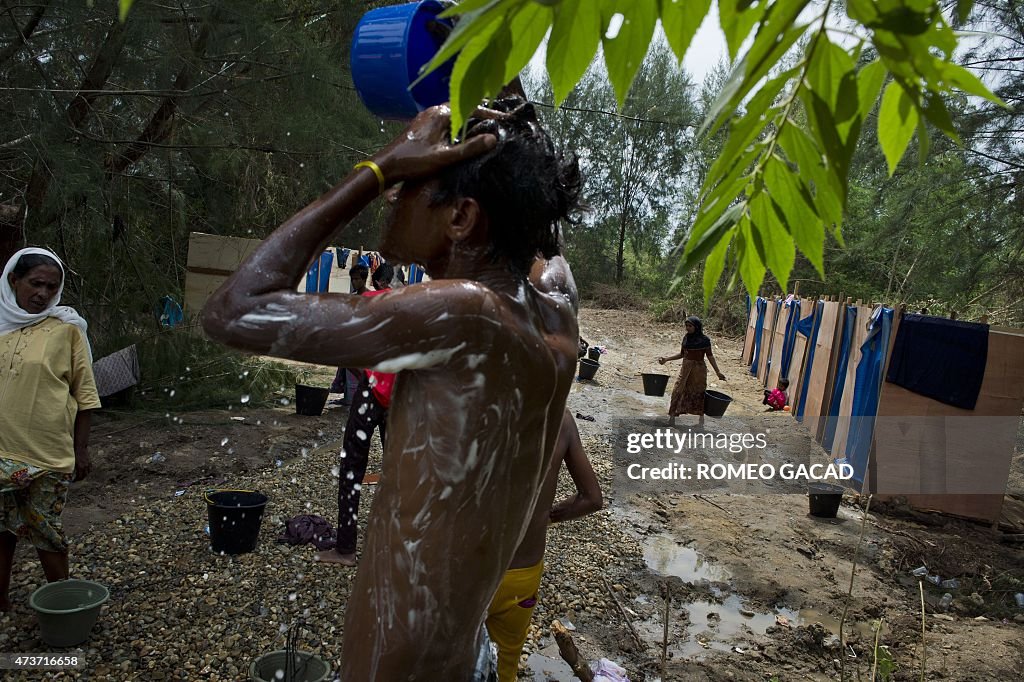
[1,422,643,681]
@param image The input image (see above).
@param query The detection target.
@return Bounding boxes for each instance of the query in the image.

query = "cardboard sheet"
[869,328,1024,523]
[800,301,843,441]
[741,302,758,365]
[766,302,792,391]
[756,299,779,386]
[788,300,818,412]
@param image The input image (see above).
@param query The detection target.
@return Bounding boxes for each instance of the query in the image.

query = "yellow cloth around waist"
[486,560,544,682]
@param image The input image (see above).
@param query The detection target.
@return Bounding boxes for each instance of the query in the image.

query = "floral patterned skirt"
[0,458,72,553]
[669,358,707,417]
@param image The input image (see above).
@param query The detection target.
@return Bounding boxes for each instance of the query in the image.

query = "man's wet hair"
[372,263,395,289]
[430,96,583,273]
[350,264,369,279]
[12,253,61,280]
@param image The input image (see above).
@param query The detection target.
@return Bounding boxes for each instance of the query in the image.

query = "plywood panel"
[184,271,227,315]
[741,301,759,365]
[186,232,263,275]
[766,301,792,391]
[870,328,1024,523]
[831,305,872,459]
[787,300,818,412]
[801,301,843,441]
[756,299,779,386]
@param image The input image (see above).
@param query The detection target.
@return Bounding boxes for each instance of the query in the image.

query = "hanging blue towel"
[885,315,988,410]
[795,308,815,337]
[750,297,768,375]
[779,299,801,379]
[822,305,856,451]
[845,307,894,487]
[336,247,350,270]
[795,300,824,421]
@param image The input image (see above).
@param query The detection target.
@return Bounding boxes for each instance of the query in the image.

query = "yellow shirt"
[0,317,102,473]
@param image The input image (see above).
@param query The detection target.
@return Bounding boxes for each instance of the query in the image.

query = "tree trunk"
[66,18,130,131]
[106,10,219,175]
[615,210,627,285]
[25,15,129,220]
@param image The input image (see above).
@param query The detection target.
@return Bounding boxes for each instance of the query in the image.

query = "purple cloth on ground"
[276,514,337,550]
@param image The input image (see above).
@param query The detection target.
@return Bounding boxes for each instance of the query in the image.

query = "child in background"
[486,410,602,682]
[764,377,790,411]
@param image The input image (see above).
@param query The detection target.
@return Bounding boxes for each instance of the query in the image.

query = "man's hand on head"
[374,106,497,187]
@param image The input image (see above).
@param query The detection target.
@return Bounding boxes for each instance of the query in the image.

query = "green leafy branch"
[427,0,1006,301]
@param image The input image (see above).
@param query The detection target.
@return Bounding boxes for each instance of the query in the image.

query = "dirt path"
[2,307,1020,681]
[544,308,1024,681]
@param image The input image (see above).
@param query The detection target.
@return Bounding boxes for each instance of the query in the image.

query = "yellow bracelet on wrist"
[354,160,386,195]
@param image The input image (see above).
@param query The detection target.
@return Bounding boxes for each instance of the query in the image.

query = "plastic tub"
[808,482,845,518]
[350,1,456,120]
[250,650,330,682]
[641,373,670,397]
[578,358,599,381]
[703,390,732,417]
[30,579,109,647]
[295,384,330,416]
[206,490,268,555]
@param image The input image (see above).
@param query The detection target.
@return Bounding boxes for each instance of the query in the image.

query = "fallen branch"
[868,520,936,547]
[840,494,872,682]
[551,620,594,682]
[600,576,645,653]
[693,494,732,515]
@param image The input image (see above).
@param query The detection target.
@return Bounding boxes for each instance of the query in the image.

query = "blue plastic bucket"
[305,251,334,293]
[350,0,455,120]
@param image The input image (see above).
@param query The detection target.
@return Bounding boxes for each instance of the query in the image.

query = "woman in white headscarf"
[0,247,101,611]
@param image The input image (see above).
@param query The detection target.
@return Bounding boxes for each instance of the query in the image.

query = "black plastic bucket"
[206,490,268,555]
[808,482,844,518]
[704,390,732,418]
[578,358,599,381]
[295,384,329,416]
[641,373,670,397]
[587,347,602,362]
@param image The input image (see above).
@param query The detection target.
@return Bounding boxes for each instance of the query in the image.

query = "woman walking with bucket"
[0,248,101,611]
[658,316,726,427]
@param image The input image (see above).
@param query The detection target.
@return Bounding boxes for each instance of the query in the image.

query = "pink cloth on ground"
[767,388,788,410]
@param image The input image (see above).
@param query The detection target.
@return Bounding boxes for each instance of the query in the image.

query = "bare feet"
[313,549,357,566]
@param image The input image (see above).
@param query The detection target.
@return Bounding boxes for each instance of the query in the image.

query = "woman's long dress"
[669,352,707,416]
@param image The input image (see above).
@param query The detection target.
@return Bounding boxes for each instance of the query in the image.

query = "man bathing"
[203,99,582,680]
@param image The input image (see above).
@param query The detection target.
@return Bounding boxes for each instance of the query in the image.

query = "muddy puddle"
[526,648,577,681]
[644,533,731,583]
[641,533,882,658]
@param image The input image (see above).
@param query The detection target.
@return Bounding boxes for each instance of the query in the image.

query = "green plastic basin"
[30,579,109,647]
[250,650,331,682]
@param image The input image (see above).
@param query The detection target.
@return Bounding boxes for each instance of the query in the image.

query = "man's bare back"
[202,101,582,680]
